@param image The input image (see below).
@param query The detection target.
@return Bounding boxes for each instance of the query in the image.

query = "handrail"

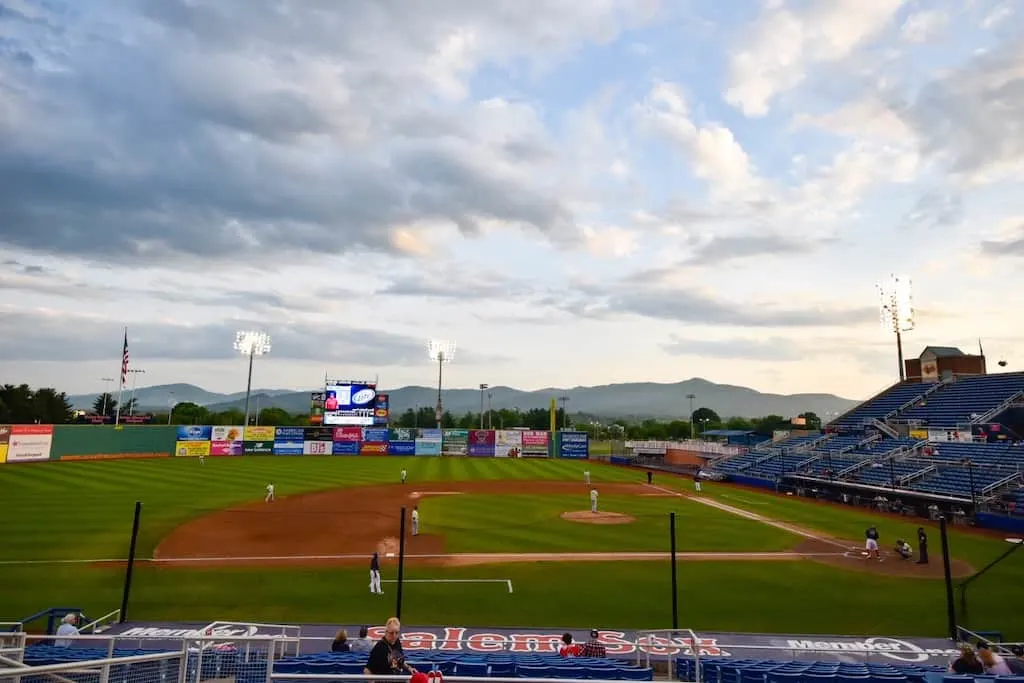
[974,390,1024,424]
[79,609,120,634]
[9,650,181,675]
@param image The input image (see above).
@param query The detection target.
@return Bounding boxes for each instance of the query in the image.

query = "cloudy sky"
[2,0,1022,400]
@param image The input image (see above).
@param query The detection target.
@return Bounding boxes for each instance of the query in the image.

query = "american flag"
[120,330,129,386]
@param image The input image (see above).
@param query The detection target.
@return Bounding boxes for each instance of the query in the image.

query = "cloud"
[899,10,949,43]
[980,223,1024,256]
[662,335,805,361]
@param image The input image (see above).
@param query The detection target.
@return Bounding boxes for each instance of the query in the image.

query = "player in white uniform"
[694,473,702,494]
[401,468,407,484]
[265,483,275,503]
[369,552,382,594]
[199,454,205,466]
[411,506,420,536]
[584,470,590,485]
[590,488,598,513]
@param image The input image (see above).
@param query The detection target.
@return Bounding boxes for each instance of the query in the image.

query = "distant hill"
[69,378,859,420]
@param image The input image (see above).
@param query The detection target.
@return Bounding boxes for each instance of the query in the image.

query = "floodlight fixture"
[876,274,914,382]
[235,330,272,426]
[479,383,489,429]
[428,339,457,430]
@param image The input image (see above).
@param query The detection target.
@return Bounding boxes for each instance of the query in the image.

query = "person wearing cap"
[365,617,417,677]
[579,629,607,658]
[916,527,929,564]
[369,552,383,595]
[55,613,79,647]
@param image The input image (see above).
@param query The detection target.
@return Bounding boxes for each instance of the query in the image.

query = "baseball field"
[1,456,1021,638]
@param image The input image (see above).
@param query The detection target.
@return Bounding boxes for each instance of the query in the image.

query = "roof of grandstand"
[701,429,755,436]
[920,345,966,357]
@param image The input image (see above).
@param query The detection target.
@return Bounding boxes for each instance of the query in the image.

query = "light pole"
[126,368,146,416]
[559,395,569,429]
[100,377,116,416]
[686,393,696,439]
[427,339,456,430]
[167,392,176,425]
[877,274,914,382]
[487,391,493,429]
[234,331,272,427]
[479,383,489,429]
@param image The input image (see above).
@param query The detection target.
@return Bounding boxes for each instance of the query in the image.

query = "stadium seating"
[898,374,1024,428]
[906,464,1017,498]
[714,450,771,473]
[815,435,874,454]
[847,438,922,457]
[917,442,1024,469]
[847,460,932,487]
[800,454,868,477]
[831,383,932,428]
[675,656,952,683]
[744,455,818,479]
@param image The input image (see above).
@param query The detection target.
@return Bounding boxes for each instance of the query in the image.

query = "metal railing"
[0,649,186,683]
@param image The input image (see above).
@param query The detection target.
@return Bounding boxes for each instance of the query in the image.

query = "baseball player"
[265,482,275,503]
[590,488,598,513]
[199,454,205,466]
[411,506,419,536]
[369,552,383,594]
[400,468,407,484]
[584,470,590,485]
[865,526,881,561]
[693,471,702,494]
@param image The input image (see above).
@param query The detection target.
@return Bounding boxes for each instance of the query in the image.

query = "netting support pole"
[670,512,678,630]
[119,501,142,623]
[940,515,957,641]
[396,506,407,620]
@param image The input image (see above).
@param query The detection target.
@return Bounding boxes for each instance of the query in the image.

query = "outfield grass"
[1,457,1021,638]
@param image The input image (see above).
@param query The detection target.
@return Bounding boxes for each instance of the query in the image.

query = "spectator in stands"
[949,645,983,674]
[894,539,913,560]
[332,629,351,652]
[54,613,79,647]
[579,630,607,658]
[365,617,417,677]
[977,642,1012,675]
[916,528,929,564]
[1006,645,1024,674]
[350,626,373,653]
[558,633,581,657]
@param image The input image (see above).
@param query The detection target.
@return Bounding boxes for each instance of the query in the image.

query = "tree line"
[5,385,825,439]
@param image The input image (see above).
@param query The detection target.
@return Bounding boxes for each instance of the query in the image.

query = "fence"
[0,648,186,683]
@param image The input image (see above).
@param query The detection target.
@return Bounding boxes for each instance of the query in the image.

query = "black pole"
[119,501,142,623]
[396,506,407,620]
[889,457,896,490]
[939,516,957,641]
[896,328,905,382]
[967,462,976,509]
[670,512,678,630]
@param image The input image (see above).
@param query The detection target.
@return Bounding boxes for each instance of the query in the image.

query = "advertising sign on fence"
[175,441,211,457]
[362,428,390,443]
[468,429,496,457]
[360,442,389,455]
[558,430,589,459]
[442,429,469,456]
[302,440,332,455]
[374,393,390,425]
[909,429,929,441]
[494,430,522,458]
[176,425,212,442]
[332,441,360,455]
[210,426,244,442]
[210,441,244,456]
[273,440,304,455]
[388,440,416,455]
[0,425,9,464]
[521,430,549,457]
[333,427,363,442]
[243,441,274,455]
[415,438,442,456]
[7,424,54,462]
[390,428,414,441]
[275,427,305,441]
[304,427,335,442]
[419,428,443,440]
[243,426,275,441]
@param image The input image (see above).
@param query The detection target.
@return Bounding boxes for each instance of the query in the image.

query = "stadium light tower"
[877,274,914,382]
[234,330,272,426]
[478,383,489,429]
[686,393,696,439]
[428,339,456,429]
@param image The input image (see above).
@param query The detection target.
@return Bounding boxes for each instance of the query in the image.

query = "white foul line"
[380,578,514,593]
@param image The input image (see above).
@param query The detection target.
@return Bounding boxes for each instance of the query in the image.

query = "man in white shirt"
[411,506,420,536]
[584,470,590,485]
[55,613,79,647]
[400,468,407,484]
[590,489,598,513]
[265,483,275,503]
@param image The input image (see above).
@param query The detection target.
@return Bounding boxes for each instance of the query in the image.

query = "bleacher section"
[743,455,816,479]
[848,460,931,487]
[907,463,1018,498]
[713,450,767,473]
[899,373,1024,427]
[677,656,947,683]
[918,441,1024,468]
[848,437,921,457]
[815,435,870,453]
[830,382,931,428]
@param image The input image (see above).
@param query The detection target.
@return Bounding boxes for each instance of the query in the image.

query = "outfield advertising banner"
[468,429,496,457]
[304,427,334,442]
[332,441,360,455]
[390,428,414,441]
[7,424,53,462]
[442,429,469,456]
[388,440,416,455]
[374,393,390,425]
[494,430,522,458]
[175,441,211,457]
[210,441,244,456]
[521,430,549,457]
[558,431,590,459]
[210,426,244,442]
[419,428,442,439]
[302,440,332,455]
[362,428,390,443]
[333,426,363,442]
[243,426,275,441]
[275,427,305,441]
[243,441,274,455]
[360,442,388,455]
[0,425,9,464]
[415,439,442,456]
[176,425,212,442]
[273,440,304,455]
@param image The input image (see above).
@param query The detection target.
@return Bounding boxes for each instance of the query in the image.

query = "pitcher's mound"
[561,511,635,525]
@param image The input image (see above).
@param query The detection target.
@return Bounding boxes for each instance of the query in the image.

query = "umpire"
[916,527,929,565]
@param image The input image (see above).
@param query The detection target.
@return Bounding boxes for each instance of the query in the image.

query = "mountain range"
[69,378,860,420]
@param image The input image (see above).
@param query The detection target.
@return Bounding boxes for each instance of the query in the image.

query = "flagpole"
[115,327,126,426]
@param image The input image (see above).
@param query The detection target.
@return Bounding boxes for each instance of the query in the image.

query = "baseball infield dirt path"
[146,479,975,577]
